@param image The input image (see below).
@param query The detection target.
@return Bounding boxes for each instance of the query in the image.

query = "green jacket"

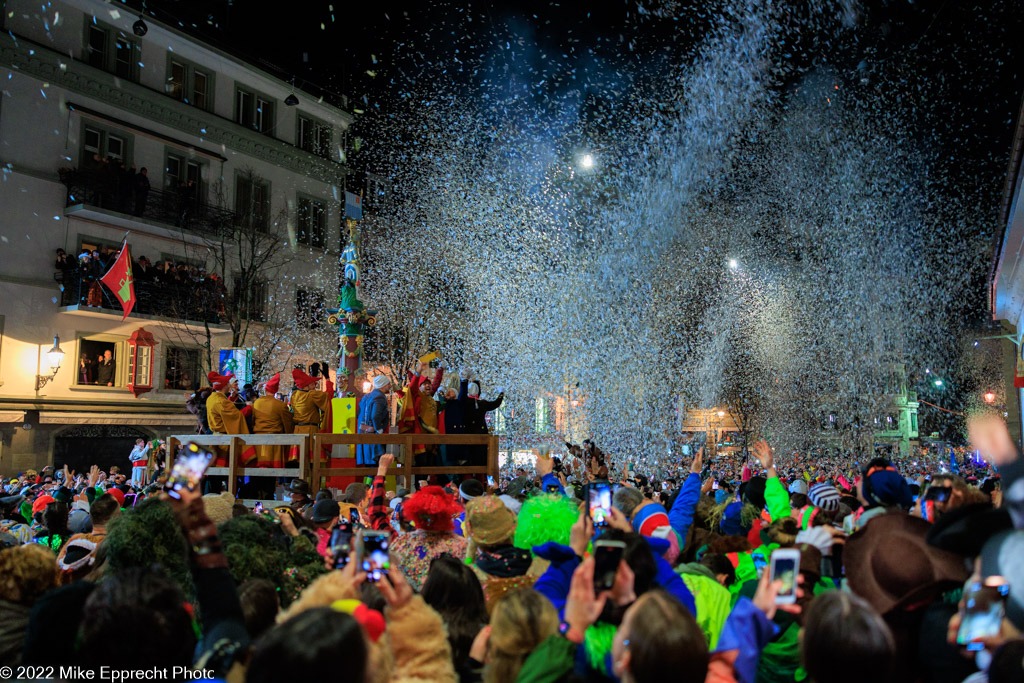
[765,476,791,521]
[515,634,576,683]
[678,564,732,649]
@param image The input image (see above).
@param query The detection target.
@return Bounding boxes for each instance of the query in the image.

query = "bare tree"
[165,169,293,381]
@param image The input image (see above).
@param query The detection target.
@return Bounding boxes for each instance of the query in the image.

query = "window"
[88,26,107,69]
[235,277,268,322]
[236,174,270,231]
[165,347,201,391]
[167,58,213,110]
[193,71,210,110]
[84,21,139,80]
[82,125,130,167]
[166,153,205,201]
[297,116,331,157]
[168,60,186,100]
[236,87,275,134]
[297,197,326,248]
[295,289,326,329]
[77,337,118,387]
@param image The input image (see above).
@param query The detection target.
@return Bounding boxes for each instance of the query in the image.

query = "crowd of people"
[1,403,1021,682]
[56,245,230,321]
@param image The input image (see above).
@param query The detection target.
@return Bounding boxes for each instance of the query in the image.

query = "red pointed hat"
[292,368,318,389]
[207,371,235,390]
[264,373,281,394]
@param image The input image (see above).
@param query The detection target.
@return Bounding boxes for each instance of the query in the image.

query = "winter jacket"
[765,476,791,522]
[532,538,696,617]
[357,388,390,464]
[678,563,733,649]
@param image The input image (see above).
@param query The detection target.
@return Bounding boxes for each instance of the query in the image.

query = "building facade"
[0,0,355,475]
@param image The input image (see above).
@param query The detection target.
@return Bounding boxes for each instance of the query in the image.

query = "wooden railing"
[311,433,498,493]
[165,432,500,496]
[165,434,310,495]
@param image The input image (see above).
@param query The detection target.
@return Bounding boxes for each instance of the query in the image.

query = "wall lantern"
[126,327,156,397]
[36,334,65,389]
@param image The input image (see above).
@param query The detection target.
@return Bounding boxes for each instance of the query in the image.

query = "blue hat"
[720,501,750,536]
[864,469,913,509]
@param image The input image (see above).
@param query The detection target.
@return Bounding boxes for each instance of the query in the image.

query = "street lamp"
[728,259,738,270]
[36,334,65,389]
[580,153,594,169]
[934,379,943,387]
[717,410,726,417]
[362,380,372,394]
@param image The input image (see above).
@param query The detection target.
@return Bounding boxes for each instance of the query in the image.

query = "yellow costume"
[252,395,294,467]
[206,389,250,465]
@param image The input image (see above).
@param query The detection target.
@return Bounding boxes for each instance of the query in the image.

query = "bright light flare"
[580,153,594,168]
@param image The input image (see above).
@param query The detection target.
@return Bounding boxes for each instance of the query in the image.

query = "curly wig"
[102,496,194,600]
[0,543,59,604]
[217,514,324,606]
[513,493,580,552]
[402,486,462,532]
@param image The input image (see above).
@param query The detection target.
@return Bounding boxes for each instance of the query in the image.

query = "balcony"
[54,268,231,333]
[60,167,238,237]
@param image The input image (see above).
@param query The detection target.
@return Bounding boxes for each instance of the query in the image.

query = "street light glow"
[934,379,943,387]
[717,410,725,417]
[581,153,594,168]
[728,259,738,270]
[984,392,996,403]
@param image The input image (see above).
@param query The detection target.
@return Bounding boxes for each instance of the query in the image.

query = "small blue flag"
[345,191,362,219]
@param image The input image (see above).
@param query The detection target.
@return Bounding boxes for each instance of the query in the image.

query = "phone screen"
[487,476,495,487]
[588,484,612,531]
[593,540,625,593]
[360,532,391,582]
[770,553,799,602]
[957,580,1009,650]
[254,501,264,513]
[163,443,213,499]
[925,486,952,503]
[350,509,361,525]
[691,432,707,452]
[712,480,720,490]
[330,524,354,567]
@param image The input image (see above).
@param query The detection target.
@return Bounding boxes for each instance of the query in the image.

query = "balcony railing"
[55,267,228,325]
[60,167,238,236]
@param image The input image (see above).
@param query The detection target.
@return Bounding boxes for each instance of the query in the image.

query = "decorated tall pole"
[325,193,376,486]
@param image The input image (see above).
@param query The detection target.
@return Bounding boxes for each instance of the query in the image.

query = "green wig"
[513,493,581,552]
[217,514,325,606]
[102,497,194,601]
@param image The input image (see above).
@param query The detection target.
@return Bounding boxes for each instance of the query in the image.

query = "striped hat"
[808,483,841,512]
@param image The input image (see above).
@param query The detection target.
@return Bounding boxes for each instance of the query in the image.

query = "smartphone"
[957,578,1009,651]
[350,508,361,526]
[593,540,626,594]
[487,475,495,487]
[254,501,264,513]
[769,549,800,604]
[359,530,391,583]
[712,480,720,490]
[163,442,213,499]
[588,483,612,533]
[924,486,952,503]
[691,432,707,453]
[330,523,355,568]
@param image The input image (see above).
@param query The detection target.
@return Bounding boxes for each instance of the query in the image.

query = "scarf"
[475,545,533,578]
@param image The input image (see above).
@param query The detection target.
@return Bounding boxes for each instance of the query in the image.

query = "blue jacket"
[668,472,703,542]
[356,389,389,463]
[714,597,779,683]
[532,538,697,617]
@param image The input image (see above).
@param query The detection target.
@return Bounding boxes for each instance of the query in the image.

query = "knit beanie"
[743,477,767,511]
[807,483,841,512]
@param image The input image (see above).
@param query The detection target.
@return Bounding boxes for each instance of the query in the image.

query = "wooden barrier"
[165,434,311,495]
[310,433,499,493]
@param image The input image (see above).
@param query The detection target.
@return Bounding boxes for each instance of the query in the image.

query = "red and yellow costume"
[289,368,333,463]
[252,373,294,467]
[205,371,252,466]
